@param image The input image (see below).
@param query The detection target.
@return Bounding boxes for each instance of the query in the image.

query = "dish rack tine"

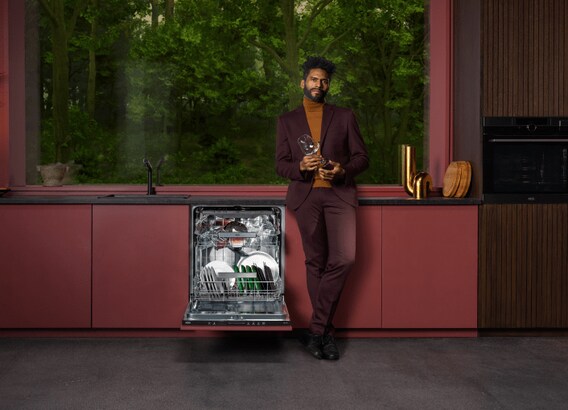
[201,266,209,293]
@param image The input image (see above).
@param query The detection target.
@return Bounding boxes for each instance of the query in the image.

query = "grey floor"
[1,334,568,410]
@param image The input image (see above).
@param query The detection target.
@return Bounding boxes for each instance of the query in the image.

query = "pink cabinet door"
[281,209,311,327]
[92,205,189,328]
[382,206,478,328]
[0,205,92,328]
[284,206,382,329]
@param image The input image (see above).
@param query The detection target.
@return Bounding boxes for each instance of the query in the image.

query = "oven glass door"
[485,140,568,194]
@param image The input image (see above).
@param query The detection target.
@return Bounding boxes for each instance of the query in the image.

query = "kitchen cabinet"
[92,205,189,328]
[479,204,568,328]
[0,205,91,328]
[381,206,478,328]
[0,197,479,333]
[284,206,382,329]
[334,206,382,328]
[282,208,313,328]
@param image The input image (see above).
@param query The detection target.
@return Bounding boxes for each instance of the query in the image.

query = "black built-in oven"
[483,117,568,203]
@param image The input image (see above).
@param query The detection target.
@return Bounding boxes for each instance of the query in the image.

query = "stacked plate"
[203,251,279,294]
[442,161,472,198]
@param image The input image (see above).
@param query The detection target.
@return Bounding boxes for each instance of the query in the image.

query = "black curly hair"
[301,56,336,80]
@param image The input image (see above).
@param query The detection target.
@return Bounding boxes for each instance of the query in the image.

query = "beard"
[303,84,327,103]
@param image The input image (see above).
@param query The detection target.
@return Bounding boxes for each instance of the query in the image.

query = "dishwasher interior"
[183,204,291,327]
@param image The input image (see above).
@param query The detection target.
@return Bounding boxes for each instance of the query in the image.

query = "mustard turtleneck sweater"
[303,97,331,188]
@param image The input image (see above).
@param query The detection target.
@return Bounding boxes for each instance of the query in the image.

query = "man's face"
[301,68,330,102]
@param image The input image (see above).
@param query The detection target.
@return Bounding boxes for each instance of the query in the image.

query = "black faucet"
[143,158,156,195]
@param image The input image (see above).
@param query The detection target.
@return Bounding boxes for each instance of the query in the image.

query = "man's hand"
[318,160,345,181]
[300,155,323,172]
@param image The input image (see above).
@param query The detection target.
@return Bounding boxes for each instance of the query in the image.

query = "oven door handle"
[489,138,568,143]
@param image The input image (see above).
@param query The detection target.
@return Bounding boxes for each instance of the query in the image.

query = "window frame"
[0,0,452,197]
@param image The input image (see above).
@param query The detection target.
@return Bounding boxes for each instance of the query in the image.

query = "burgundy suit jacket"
[275,103,369,210]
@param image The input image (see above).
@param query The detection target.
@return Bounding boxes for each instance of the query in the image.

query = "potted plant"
[37,163,68,186]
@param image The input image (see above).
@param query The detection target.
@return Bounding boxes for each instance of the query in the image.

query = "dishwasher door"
[182,204,291,329]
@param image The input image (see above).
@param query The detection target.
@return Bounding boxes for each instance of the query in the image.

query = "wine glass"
[297,134,329,167]
[297,134,319,156]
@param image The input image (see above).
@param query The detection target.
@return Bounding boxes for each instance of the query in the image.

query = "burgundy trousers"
[293,188,357,335]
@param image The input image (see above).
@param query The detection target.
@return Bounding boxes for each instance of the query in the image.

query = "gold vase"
[401,144,416,196]
[413,171,433,199]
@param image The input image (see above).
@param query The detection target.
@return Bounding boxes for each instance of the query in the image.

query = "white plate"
[237,251,279,282]
[205,260,235,290]
[205,260,233,274]
[199,267,211,294]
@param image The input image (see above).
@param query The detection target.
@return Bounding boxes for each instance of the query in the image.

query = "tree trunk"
[165,0,174,22]
[39,0,87,163]
[281,0,299,109]
[51,1,71,163]
[150,0,159,28]
[87,0,97,119]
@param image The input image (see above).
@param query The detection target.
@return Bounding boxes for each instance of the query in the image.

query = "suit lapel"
[320,104,335,147]
[292,103,332,146]
[294,106,311,136]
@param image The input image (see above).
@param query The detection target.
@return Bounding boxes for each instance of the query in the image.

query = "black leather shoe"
[303,333,323,360]
[322,334,340,360]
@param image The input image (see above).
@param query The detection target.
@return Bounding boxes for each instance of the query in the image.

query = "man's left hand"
[318,160,345,181]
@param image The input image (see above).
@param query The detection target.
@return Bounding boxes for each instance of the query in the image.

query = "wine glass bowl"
[297,134,320,156]
[297,134,329,167]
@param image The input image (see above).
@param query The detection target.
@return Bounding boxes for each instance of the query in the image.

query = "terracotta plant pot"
[37,163,68,187]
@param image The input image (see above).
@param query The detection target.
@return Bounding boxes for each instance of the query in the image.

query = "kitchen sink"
[96,194,190,201]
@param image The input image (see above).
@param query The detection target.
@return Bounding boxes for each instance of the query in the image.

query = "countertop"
[0,194,481,206]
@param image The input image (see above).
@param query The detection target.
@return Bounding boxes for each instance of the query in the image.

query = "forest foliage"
[36,0,426,185]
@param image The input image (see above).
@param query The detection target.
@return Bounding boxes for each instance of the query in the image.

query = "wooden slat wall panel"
[482,0,568,116]
[479,204,568,328]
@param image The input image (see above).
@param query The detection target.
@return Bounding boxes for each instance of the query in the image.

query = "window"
[2,0,451,190]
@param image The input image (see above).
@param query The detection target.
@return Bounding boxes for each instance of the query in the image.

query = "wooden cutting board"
[454,161,472,198]
[443,162,461,197]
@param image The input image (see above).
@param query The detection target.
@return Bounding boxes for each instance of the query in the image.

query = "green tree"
[221,0,353,109]
[316,0,425,183]
[39,0,145,156]
[127,1,278,171]
[36,0,425,185]
[39,0,88,163]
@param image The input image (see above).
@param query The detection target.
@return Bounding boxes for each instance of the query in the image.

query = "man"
[275,56,369,360]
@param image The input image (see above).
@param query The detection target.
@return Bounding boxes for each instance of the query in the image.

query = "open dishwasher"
[182,204,291,328]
